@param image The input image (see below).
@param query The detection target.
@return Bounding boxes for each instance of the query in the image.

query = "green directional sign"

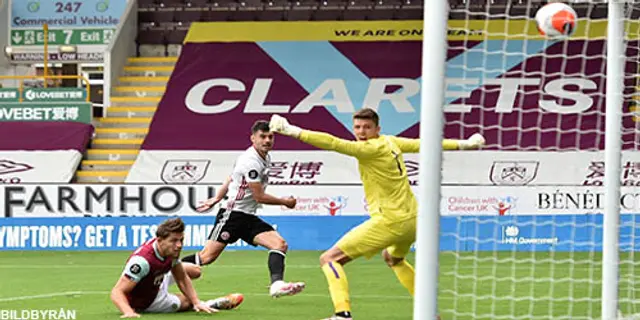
[0,103,92,124]
[10,28,115,46]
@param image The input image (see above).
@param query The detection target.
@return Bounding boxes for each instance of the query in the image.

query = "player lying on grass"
[270,108,485,320]
[181,120,305,298]
[110,217,244,318]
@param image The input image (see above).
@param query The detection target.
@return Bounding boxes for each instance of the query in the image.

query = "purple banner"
[142,40,639,151]
[0,122,93,151]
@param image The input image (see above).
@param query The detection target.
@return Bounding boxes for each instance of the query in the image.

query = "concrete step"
[85,149,140,161]
[92,138,144,149]
[81,160,135,171]
[94,127,149,139]
[112,86,165,97]
[110,96,161,107]
[75,171,128,183]
[123,66,174,77]
[119,76,169,86]
[126,57,178,66]
[106,106,157,118]
[97,117,152,128]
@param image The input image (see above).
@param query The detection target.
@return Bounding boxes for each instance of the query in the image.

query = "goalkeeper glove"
[458,133,486,150]
[269,115,302,138]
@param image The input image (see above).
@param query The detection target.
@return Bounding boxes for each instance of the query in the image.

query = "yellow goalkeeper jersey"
[299,130,428,222]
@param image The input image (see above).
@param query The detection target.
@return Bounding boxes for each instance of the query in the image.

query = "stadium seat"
[166,28,189,44]
[288,0,317,21]
[138,0,159,9]
[159,0,186,9]
[138,11,159,27]
[448,10,468,20]
[370,0,398,20]
[342,0,373,20]
[137,29,166,45]
[261,0,289,21]
[394,0,422,20]
[232,0,264,21]
[314,1,347,21]
[487,4,508,18]
[589,4,607,19]
[175,9,204,23]
[571,3,589,18]
[464,0,484,10]
[205,9,234,21]
[186,0,211,6]
[508,3,536,18]
[148,10,176,27]
[632,4,640,19]
[205,0,239,21]
[209,0,239,9]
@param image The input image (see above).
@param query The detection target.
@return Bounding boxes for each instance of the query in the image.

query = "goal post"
[416,1,640,319]
[602,2,625,319]
[415,0,448,319]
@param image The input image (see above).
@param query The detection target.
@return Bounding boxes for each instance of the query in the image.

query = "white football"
[535,2,578,38]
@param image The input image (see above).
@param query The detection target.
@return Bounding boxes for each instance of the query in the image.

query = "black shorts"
[207,209,274,246]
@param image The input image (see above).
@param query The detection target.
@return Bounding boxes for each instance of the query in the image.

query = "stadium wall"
[3,21,640,252]
[0,215,633,252]
[0,184,636,252]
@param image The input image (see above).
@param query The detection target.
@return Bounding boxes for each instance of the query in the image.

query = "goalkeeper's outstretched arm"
[269,115,382,158]
[391,134,486,153]
[270,114,486,156]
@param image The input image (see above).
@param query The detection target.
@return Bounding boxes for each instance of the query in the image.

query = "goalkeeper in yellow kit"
[270,108,485,320]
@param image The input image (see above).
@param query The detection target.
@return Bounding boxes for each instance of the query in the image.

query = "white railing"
[103,0,138,114]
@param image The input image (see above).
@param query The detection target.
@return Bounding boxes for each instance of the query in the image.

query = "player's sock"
[182,253,201,266]
[391,259,415,296]
[322,261,351,314]
[268,250,286,283]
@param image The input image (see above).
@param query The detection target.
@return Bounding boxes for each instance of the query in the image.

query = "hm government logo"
[161,160,210,184]
[502,225,559,245]
[505,225,519,237]
[490,161,539,186]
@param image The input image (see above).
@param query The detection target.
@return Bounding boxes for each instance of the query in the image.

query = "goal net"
[439,1,640,319]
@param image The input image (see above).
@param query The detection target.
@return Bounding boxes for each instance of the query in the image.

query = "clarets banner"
[126,20,639,185]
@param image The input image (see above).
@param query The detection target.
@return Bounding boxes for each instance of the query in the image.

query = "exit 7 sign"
[10,28,115,46]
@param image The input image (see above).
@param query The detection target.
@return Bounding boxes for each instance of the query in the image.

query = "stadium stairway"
[76,56,178,183]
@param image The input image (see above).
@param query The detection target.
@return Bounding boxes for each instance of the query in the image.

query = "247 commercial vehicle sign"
[8,0,125,46]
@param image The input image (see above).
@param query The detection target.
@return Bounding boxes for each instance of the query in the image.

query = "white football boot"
[269,280,306,298]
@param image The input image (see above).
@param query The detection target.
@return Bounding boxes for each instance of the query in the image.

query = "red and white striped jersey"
[223,146,270,214]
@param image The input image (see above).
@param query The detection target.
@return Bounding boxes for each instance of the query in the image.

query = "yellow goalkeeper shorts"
[336,215,416,260]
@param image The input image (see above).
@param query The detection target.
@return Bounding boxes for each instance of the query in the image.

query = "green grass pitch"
[2,251,640,319]
[0,251,412,320]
